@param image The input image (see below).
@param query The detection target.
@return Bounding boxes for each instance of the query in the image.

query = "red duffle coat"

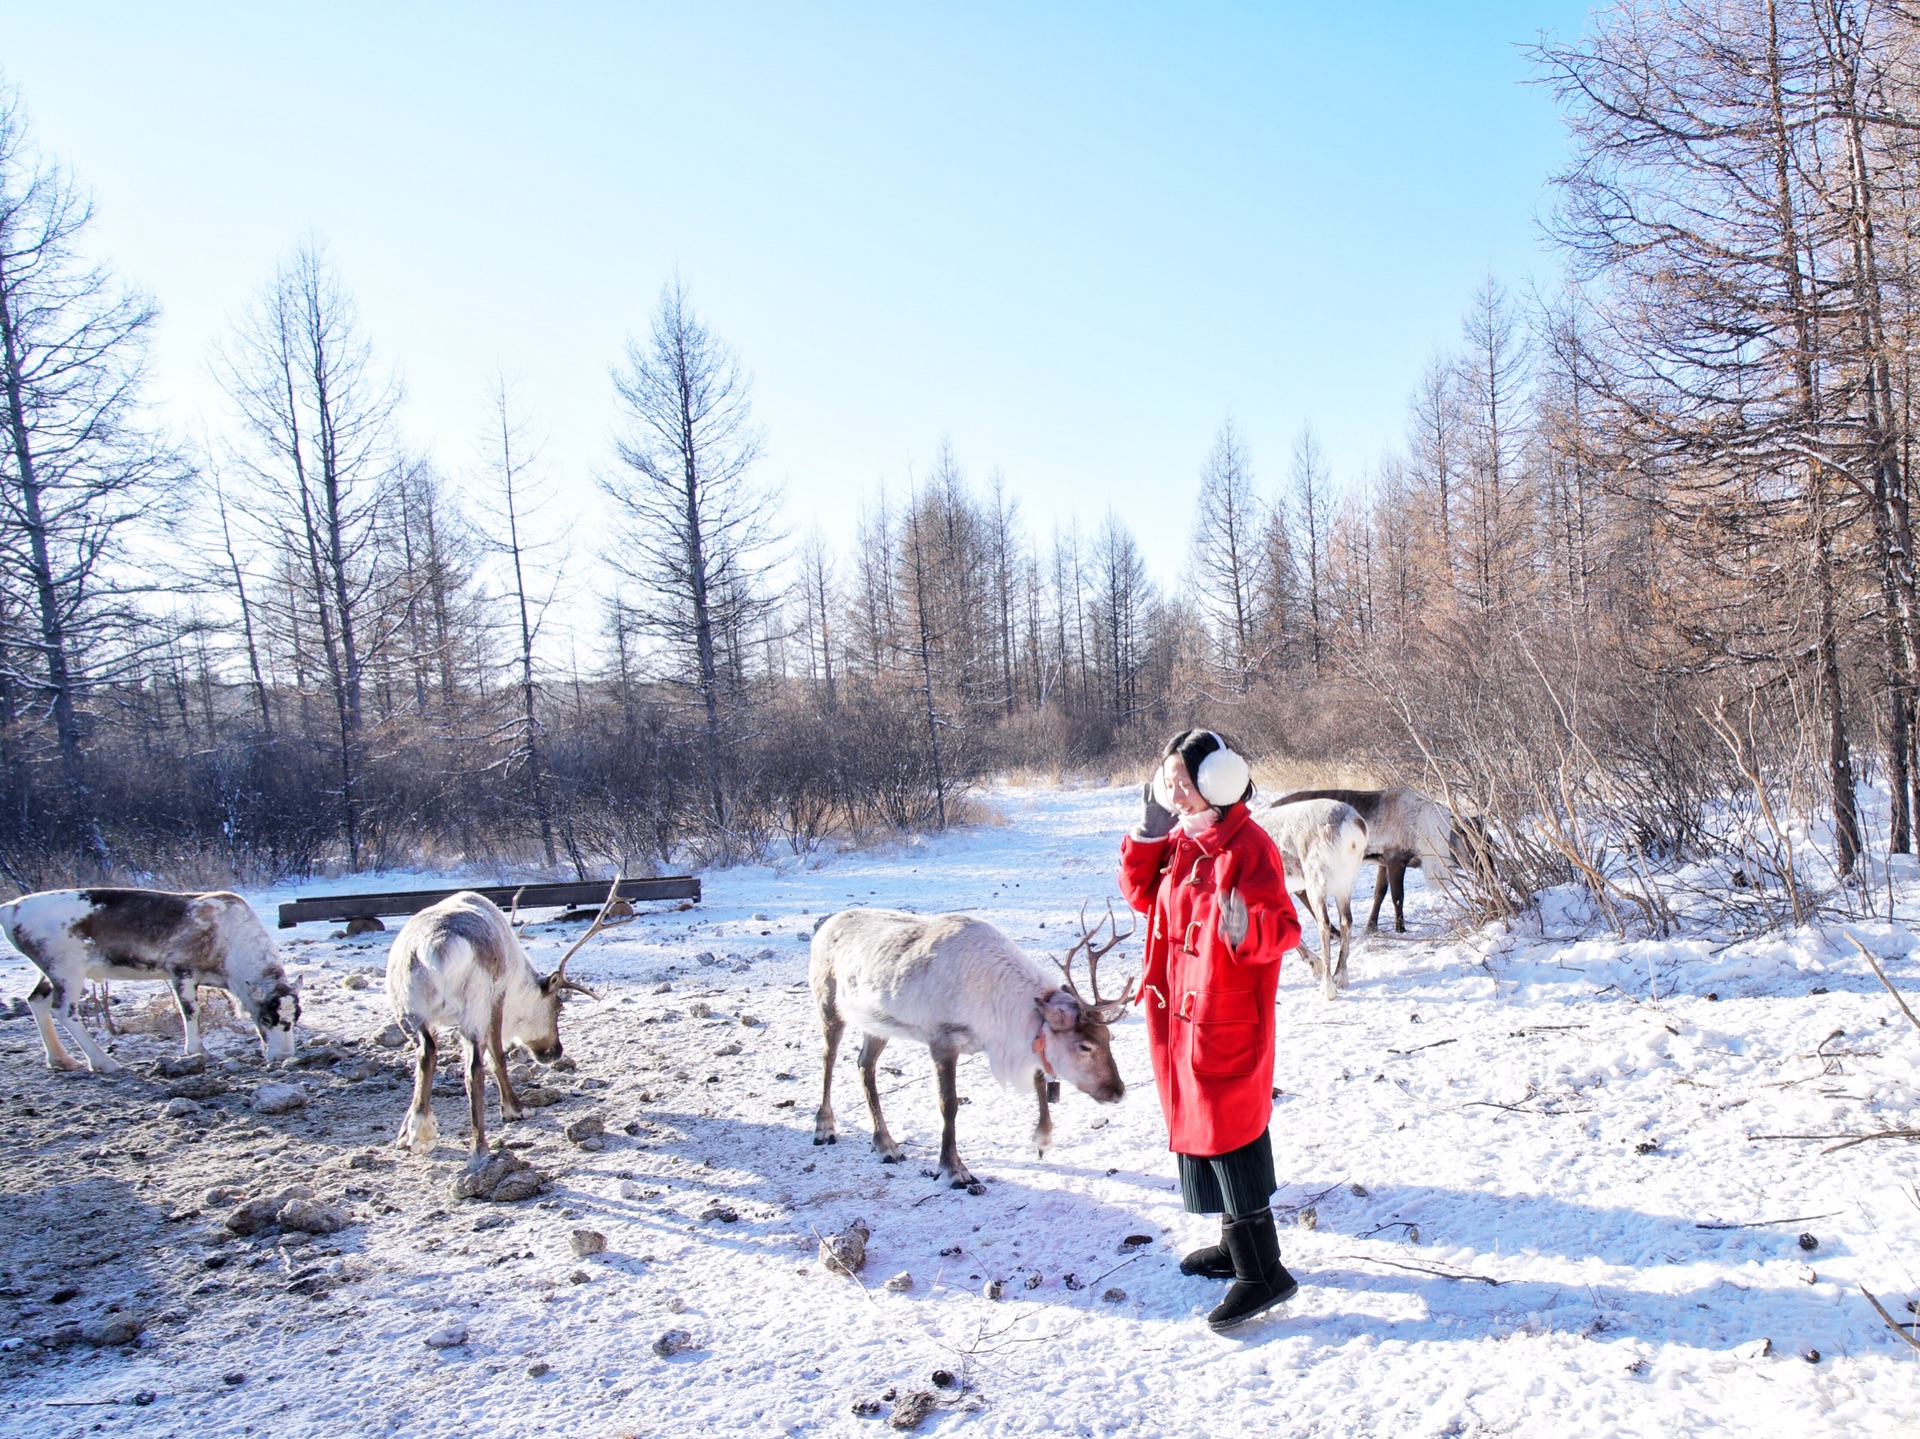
[1117,802,1301,1157]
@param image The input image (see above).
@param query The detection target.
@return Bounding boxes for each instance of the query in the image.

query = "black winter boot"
[1179,1221,1234,1279]
[1206,1209,1298,1331]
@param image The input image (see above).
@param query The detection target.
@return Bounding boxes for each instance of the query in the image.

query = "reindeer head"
[241,974,302,1064]
[504,881,627,1063]
[1036,902,1135,1104]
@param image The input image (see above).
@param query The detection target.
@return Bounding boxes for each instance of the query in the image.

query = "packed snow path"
[1,784,1917,1437]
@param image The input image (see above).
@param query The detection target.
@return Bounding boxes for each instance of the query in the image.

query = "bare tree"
[217,240,400,868]
[478,375,559,866]
[0,84,177,860]
[601,280,778,830]
[1191,419,1263,692]
[1289,425,1333,675]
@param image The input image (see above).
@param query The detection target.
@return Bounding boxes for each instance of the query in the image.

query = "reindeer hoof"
[880,1152,902,1164]
[813,1134,836,1146]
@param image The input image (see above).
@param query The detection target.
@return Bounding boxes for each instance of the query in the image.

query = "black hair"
[1160,728,1254,806]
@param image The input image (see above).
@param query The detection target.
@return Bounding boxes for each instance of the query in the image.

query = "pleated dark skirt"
[1176,1130,1277,1217]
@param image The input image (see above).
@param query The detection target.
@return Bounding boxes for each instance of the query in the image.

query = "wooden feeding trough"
[276,877,701,930]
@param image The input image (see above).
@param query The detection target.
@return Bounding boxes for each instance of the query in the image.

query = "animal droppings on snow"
[1101,1287,1127,1303]
[526,1361,550,1378]
[1798,1232,1819,1250]
[851,1397,883,1417]
[1119,1233,1153,1251]
[982,1279,1005,1300]
[651,1328,696,1357]
[700,1203,739,1223]
[423,1320,468,1348]
[888,1390,939,1430]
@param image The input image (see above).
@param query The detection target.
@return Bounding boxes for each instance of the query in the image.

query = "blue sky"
[3,3,1590,582]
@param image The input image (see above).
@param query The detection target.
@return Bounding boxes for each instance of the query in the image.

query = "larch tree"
[602,280,778,831]
[0,84,178,862]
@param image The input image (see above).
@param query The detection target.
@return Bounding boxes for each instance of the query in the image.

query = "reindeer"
[0,888,301,1072]
[1253,799,1370,1000]
[811,903,1131,1189]
[386,883,621,1164]
[1274,786,1473,933]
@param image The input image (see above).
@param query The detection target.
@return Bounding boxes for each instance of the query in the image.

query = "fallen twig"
[1747,1130,1920,1151]
[1862,1286,1920,1354]
[1387,1038,1458,1056]
[1512,1024,1588,1036]
[1085,1252,1141,1291]
[1273,1178,1348,1215]
[1846,935,1920,1035]
[1696,1211,1841,1231]
[1337,1253,1499,1286]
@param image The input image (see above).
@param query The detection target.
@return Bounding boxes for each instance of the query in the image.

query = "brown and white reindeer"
[811,902,1131,1189]
[0,888,302,1072]
[1273,786,1474,933]
[386,883,623,1164]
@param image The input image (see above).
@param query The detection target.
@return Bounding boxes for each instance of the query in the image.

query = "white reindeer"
[0,888,301,1072]
[811,903,1131,1189]
[1254,799,1370,1000]
[1274,785,1472,932]
[386,884,620,1164]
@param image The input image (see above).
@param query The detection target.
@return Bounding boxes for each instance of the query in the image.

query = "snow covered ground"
[2,782,1918,1438]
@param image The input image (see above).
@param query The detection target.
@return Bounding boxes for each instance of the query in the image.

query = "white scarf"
[1178,808,1220,837]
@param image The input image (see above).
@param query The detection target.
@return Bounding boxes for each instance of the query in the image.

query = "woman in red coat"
[1118,728,1303,1330]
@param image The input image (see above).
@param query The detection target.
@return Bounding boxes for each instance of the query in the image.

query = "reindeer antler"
[1055,899,1137,1018]
[550,877,632,1000]
[506,886,528,935]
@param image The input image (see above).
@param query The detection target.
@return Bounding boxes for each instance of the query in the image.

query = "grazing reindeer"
[811,903,1131,1189]
[387,883,622,1164]
[1275,786,1471,933]
[1253,800,1370,1000]
[0,888,301,1072]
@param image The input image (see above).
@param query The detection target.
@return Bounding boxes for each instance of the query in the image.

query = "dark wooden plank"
[277,877,700,928]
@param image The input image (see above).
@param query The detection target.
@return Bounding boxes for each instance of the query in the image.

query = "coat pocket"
[1187,988,1267,1079]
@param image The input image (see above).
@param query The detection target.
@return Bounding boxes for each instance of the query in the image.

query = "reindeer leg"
[930,1040,977,1188]
[487,1008,521,1122]
[1317,892,1338,1002]
[858,1034,904,1163]
[169,972,202,1057]
[1368,866,1389,933]
[1336,892,1355,990]
[1391,859,1408,933]
[53,978,122,1073]
[27,978,83,1072]
[463,1034,489,1166]
[1032,1069,1053,1157]
[398,1031,440,1153]
[813,999,844,1146]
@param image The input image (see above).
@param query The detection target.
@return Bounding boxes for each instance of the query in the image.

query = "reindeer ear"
[1040,990,1080,1031]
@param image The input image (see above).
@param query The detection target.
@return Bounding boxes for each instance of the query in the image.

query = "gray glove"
[1218,888,1249,947]
[1138,779,1175,840]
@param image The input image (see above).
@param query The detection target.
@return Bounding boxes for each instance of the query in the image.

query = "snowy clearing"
[2,783,1919,1438]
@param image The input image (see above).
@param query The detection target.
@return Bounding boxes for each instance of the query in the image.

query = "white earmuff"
[1194,734,1250,807]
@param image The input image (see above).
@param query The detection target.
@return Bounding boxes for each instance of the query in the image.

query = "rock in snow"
[820,1219,871,1275]
[252,1083,306,1115]
[423,1320,468,1348]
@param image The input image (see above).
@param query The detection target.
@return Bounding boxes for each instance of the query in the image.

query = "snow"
[2,782,1918,1437]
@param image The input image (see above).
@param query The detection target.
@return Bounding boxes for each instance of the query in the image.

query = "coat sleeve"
[1118,833,1169,914]
[1218,832,1301,967]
